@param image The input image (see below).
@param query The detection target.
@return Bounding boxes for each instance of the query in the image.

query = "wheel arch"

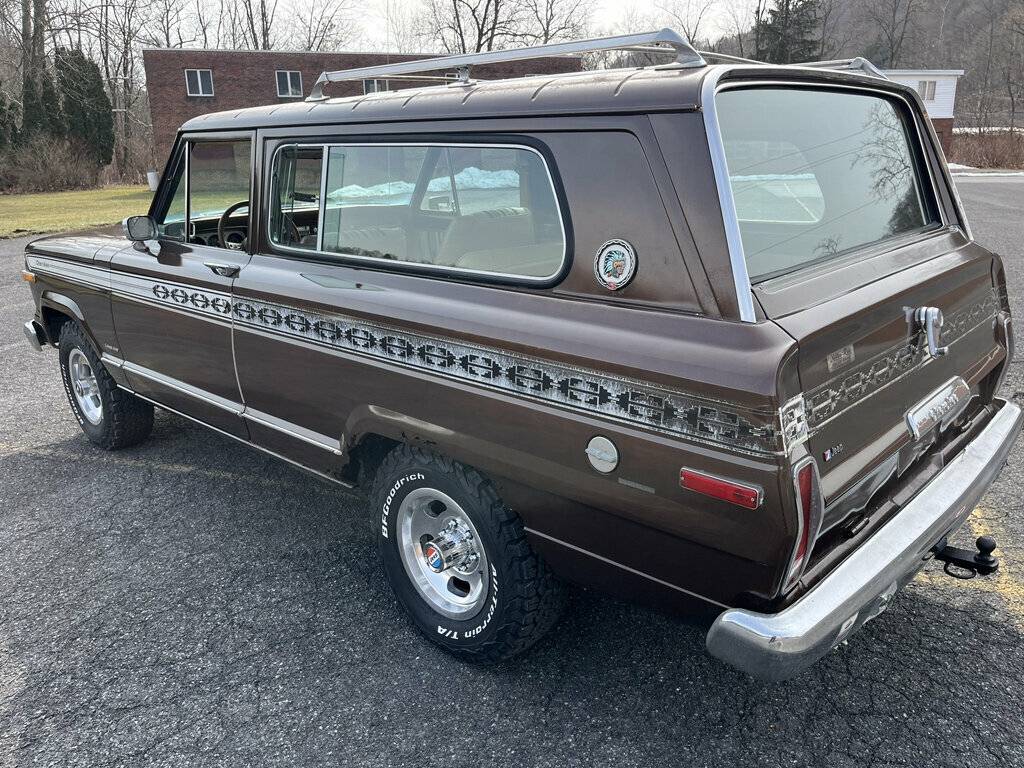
[40,293,94,349]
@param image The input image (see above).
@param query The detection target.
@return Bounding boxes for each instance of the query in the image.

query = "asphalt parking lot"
[2,175,1024,767]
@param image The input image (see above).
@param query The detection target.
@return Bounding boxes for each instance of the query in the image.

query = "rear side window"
[717,87,937,282]
[269,142,566,281]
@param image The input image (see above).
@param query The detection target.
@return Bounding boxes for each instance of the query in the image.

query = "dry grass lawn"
[0,186,152,238]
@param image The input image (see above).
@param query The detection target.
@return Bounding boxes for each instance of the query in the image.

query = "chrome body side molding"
[524,527,729,610]
[117,385,354,488]
[102,355,343,456]
[242,408,343,455]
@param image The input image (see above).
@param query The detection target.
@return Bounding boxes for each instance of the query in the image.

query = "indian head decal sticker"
[594,239,636,291]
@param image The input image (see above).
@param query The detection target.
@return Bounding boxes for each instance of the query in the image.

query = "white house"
[882,69,964,152]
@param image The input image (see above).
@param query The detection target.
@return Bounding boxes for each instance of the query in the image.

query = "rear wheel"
[371,445,565,662]
[58,322,153,450]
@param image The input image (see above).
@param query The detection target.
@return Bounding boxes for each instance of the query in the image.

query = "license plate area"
[905,376,971,440]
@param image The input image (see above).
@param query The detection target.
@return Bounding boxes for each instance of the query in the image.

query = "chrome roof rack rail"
[795,56,889,79]
[307,28,706,101]
[698,51,889,80]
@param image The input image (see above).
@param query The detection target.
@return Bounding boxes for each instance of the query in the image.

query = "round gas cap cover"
[585,435,619,473]
[594,239,636,291]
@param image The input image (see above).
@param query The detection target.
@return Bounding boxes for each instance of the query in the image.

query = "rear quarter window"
[717,87,938,282]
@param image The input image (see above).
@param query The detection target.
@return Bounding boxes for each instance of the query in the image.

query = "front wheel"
[371,445,565,663]
[58,322,154,450]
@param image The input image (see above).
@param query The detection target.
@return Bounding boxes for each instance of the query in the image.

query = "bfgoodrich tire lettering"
[372,445,565,662]
[58,322,154,450]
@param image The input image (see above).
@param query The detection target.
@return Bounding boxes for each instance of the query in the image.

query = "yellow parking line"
[916,506,1024,632]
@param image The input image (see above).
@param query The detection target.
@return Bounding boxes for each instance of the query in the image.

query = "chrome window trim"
[265,141,569,286]
[701,67,950,323]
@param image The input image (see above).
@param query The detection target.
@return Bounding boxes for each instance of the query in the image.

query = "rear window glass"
[717,87,936,282]
[269,143,566,281]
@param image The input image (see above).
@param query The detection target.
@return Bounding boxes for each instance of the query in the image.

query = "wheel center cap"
[423,542,445,572]
[422,519,479,574]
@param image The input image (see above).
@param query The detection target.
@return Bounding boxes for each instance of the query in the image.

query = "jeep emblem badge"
[594,239,636,291]
[423,542,445,573]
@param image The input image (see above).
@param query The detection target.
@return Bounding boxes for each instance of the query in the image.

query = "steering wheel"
[282,213,303,245]
[218,200,249,251]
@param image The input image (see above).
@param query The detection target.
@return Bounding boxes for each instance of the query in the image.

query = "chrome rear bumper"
[706,399,1023,681]
[23,320,44,352]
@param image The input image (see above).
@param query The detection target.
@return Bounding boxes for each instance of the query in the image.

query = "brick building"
[142,49,582,161]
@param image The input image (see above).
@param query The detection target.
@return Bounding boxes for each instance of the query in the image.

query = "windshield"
[717,86,937,282]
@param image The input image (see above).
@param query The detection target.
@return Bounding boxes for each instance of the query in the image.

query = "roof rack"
[699,50,889,80]
[306,28,706,101]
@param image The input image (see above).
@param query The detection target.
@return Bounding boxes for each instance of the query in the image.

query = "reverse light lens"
[680,468,762,510]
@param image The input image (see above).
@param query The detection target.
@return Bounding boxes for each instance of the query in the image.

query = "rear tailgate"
[714,79,1008,558]
[765,243,1002,530]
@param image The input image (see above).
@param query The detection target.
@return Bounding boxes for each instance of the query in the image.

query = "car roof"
[179,64,907,134]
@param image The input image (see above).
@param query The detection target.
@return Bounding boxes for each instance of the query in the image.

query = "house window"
[185,69,214,97]
[362,79,389,94]
[276,70,303,98]
[917,80,936,101]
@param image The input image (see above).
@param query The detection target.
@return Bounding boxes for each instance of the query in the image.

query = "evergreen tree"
[21,69,63,139]
[756,0,821,64]
[0,93,17,152]
[55,48,114,167]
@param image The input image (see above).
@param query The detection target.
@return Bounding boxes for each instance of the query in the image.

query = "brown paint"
[22,64,1012,613]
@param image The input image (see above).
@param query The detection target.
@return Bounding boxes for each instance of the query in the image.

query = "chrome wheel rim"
[397,487,489,620]
[68,348,103,425]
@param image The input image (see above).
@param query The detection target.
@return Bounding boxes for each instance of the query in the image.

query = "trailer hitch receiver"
[932,535,999,579]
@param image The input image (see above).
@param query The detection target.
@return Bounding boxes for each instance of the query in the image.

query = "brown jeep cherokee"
[21,31,1021,680]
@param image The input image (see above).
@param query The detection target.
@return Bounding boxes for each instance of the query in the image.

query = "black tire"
[59,322,154,450]
[372,445,565,663]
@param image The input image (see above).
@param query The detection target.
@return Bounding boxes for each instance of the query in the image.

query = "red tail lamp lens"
[680,469,762,510]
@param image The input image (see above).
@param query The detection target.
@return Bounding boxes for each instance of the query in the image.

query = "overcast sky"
[356,0,736,49]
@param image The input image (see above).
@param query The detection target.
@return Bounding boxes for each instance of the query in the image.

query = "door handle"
[204,262,241,278]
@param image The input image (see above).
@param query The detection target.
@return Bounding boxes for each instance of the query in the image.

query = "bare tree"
[238,0,278,49]
[516,0,594,44]
[143,0,196,48]
[657,0,716,43]
[290,0,355,51]
[861,0,920,67]
[816,0,852,58]
[379,0,423,52]
[420,0,522,53]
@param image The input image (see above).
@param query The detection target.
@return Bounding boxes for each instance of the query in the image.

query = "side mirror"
[122,215,158,242]
[122,215,161,256]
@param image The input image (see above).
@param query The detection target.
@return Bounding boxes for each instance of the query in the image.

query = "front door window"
[155,138,252,250]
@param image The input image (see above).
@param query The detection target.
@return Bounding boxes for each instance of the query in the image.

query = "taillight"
[784,457,822,592]
[680,468,762,510]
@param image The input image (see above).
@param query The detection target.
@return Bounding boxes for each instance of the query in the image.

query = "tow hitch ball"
[932,535,999,579]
